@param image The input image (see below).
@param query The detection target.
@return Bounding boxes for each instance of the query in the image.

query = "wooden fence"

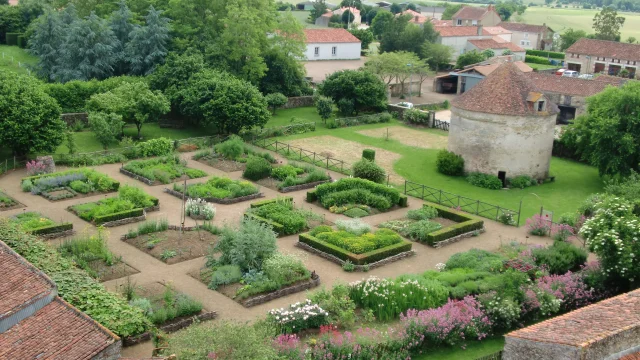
[251,138,352,175]
[433,119,450,131]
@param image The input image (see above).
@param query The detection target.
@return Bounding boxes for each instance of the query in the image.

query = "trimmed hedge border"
[244,213,285,236]
[241,273,320,308]
[423,204,484,246]
[164,187,264,204]
[69,204,159,227]
[123,311,218,347]
[308,178,407,210]
[250,197,293,208]
[279,179,332,193]
[95,208,144,225]
[298,232,413,265]
[296,241,414,271]
[119,168,154,186]
[28,223,73,236]
[432,227,486,248]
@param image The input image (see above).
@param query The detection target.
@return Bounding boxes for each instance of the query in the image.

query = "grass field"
[267,108,603,224]
[521,6,640,40]
[288,10,327,28]
[526,62,560,70]
[413,336,505,360]
[0,45,37,76]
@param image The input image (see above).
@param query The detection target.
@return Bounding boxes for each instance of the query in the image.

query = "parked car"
[578,74,594,80]
[562,70,580,78]
[397,102,414,109]
[555,69,566,76]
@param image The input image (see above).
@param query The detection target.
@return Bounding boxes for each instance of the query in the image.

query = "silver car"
[562,70,580,78]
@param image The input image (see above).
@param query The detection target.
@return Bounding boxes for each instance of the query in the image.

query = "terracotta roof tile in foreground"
[452,62,553,116]
[304,28,361,43]
[0,297,117,360]
[506,289,640,347]
[524,72,624,97]
[0,243,55,319]
[566,38,640,61]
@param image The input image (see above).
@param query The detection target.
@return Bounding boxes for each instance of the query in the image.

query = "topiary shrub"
[362,149,375,161]
[436,150,464,176]
[243,156,272,181]
[352,159,386,184]
[466,172,503,190]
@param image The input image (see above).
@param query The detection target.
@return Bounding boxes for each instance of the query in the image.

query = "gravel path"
[0,150,553,358]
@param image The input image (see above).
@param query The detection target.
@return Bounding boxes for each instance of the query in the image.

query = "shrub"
[315,228,402,254]
[335,218,371,236]
[467,172,503,190]
[268,299,329,334]
[336,98,354,116]
[526,49,565,59]
[477,291,521,330]
[26,160,47,176]
[342,260,355,272]
[406,220,443,241]
[446,249,506,272]
[209,265,243,289]
[436,150,464,176]
[525,55,552,65]
[509,175,535,189]
[248,200,312,235]
[351,159,386,184]
[532,241,587,274]
[526,214,551,236]
[310,225,333,236]
[262,252,309,285]
[343,207,369,218]
[271,165,300,181]
[314,178,401,211]
[137,137,173,157]
[362,149,375,161]
[177,177,259,200]
[209,219,278,272]
[426,219,484,245]
[215,135,244,160]
[185,198,216,220]
[407,206,438,220]
[243,156,272,181]
[403,108,429,125]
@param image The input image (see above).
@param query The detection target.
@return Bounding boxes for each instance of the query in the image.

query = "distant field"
[287,10,328,28]
[520,6,640,39]
[0,45,37,76]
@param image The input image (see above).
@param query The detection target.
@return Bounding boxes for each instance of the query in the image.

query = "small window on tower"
[538,101,545,112]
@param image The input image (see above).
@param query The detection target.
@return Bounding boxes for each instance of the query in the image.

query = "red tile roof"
[401,9,428,24]
[435,26,489,37]
[525,72,625,97]
[483,26,512,35]
[499,22,552,33]
[621,352,640,360]
[430,18,453,26]
[507,289,640,347]
[468,38,525,52]
[463,61,532,76]
[566,38,640,61]
[304,29,361,43]
[453,62,556,116]
[0,297,117,360]
[452,6,491,20]
[0,243,55,319]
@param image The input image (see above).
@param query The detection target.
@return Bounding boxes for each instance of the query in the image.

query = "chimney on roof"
[477,24,483,36]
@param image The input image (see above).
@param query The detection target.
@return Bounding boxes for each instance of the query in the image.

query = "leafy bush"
[403,108,429,125]
[362,149,375,161]
[314,178,401,211]
[262,252,309,285]
[527,214,551,236]
[525,55,552,65]
[315,228,402,254]
[467,172,503,190]
[310,225,333,236]
[509,175,535,189]
[337,98,354,116]
[352,159,386,184]
[407,206,438,220]
[526,49,565,59]
[215,135,244,160]
[136,137,173,157]
[243,156,272,181]
[209,219,278,272]
[335,218,372,236]
[123,156,207,184]
[477,292,521,330]
[71,185,156,222]
[446,249,506,273]
[248,200,314,235]
[436,150,464,176]
[278,169,330,189]
[343,207,369,218]
[406,220,443,241]
[268,299,329,334]
[176,176,259,200]
[271,165,300,181]
[532,241,587,274]
[209,265,243,289]
[185,198,216,220]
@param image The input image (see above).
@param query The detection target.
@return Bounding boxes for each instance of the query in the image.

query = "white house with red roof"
[303,29,361,61]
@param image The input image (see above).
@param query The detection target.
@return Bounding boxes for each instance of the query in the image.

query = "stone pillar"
[428,111,435,128]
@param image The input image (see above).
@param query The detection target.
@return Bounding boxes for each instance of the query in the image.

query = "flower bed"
[68,185,159,225]
[307,178,408,217]
[193,136,277,173]
[193,218,316,307]
[185,198,216,220]
[121,155,207,185]
[245,197,327,236]
[10,211,73,238]
[298,220,413,266]
[0,191,22,211]
[20,168,119,201]
[257,162,331,193]
[168,176,262,204]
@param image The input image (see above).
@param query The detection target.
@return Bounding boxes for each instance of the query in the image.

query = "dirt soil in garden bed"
[135,282,207,327]
[357,126,448,150]
[90,259,139,282]
[286,136,402,178]
[0,196,24,211]
[196,157,246,173]
[255,177,281,191]
[42,188,117,202]
[124,230,217,265]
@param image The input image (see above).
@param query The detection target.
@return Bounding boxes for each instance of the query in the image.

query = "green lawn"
[285,10,327,29]
[0,45,37,76]
[413,336,504,360]
[269,108,603,224]
[521,6,640,40]
[526,62,560,70]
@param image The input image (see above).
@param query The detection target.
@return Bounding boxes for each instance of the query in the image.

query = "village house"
[433,57,532,94]
[498,22,554,50]
[0,241,122,359]
[483,26,512,42]
[452,5,502,27]
[565,38,640,78]
[435,25,493,60]
[504,289,640,360]
[303,28,361,61]
[400,9,428,26]
[315,6,361,26]
[465,38,525,59]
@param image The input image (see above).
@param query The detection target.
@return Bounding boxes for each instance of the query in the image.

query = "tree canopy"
[319,70,387,115]
[455,50,486,69]
[593,7,625,41]
[560,28,589,51]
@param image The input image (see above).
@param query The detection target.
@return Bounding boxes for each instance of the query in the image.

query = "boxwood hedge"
[299,232,412,265]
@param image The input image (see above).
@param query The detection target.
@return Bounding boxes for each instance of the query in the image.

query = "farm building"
[565,38,640,78]
[303,28,361,61]
[448,62,558,182]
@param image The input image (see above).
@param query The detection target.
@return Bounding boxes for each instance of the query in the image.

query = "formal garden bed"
[122,219,217,264]
[298,219,413,271]
[253,162,331,193]
[121,155,207,186]
[0,190,23,211]
[379,204,485,248]
[20,168,119,201]
[58,229,139,281]
[190,218,318,307]
[9,211,74,239]
[122,281,216,346]
[68,185,159,226]
[244,197,330,236]
[193,136,277,173]
[166,176,263,205]
[306,178,408,218]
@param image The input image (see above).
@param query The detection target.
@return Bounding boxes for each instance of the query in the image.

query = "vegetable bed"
[245,197,328,236]
[69,185,158,225]
[20,168,119,201]
[170,176,261,203]
[122,155,207,185]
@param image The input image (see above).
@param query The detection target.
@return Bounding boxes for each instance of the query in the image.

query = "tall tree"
[441,3,463,20]
[319,70,387,115]
[390,3,402,13]
[126,6,170,75]
[56,11,119,82]
[455,50,486,68]
[560,28,588,51]
[421,42,453,72]
[370,10,393,39]
[60,3,79,25]
[593,7,625,41]
[0,70,65,156]
[149,51,205,110]
[28,10,64,82]
[109,0,135,75]
[349,28,374,50]
[88,111,125,149]
[309,0,327,23]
